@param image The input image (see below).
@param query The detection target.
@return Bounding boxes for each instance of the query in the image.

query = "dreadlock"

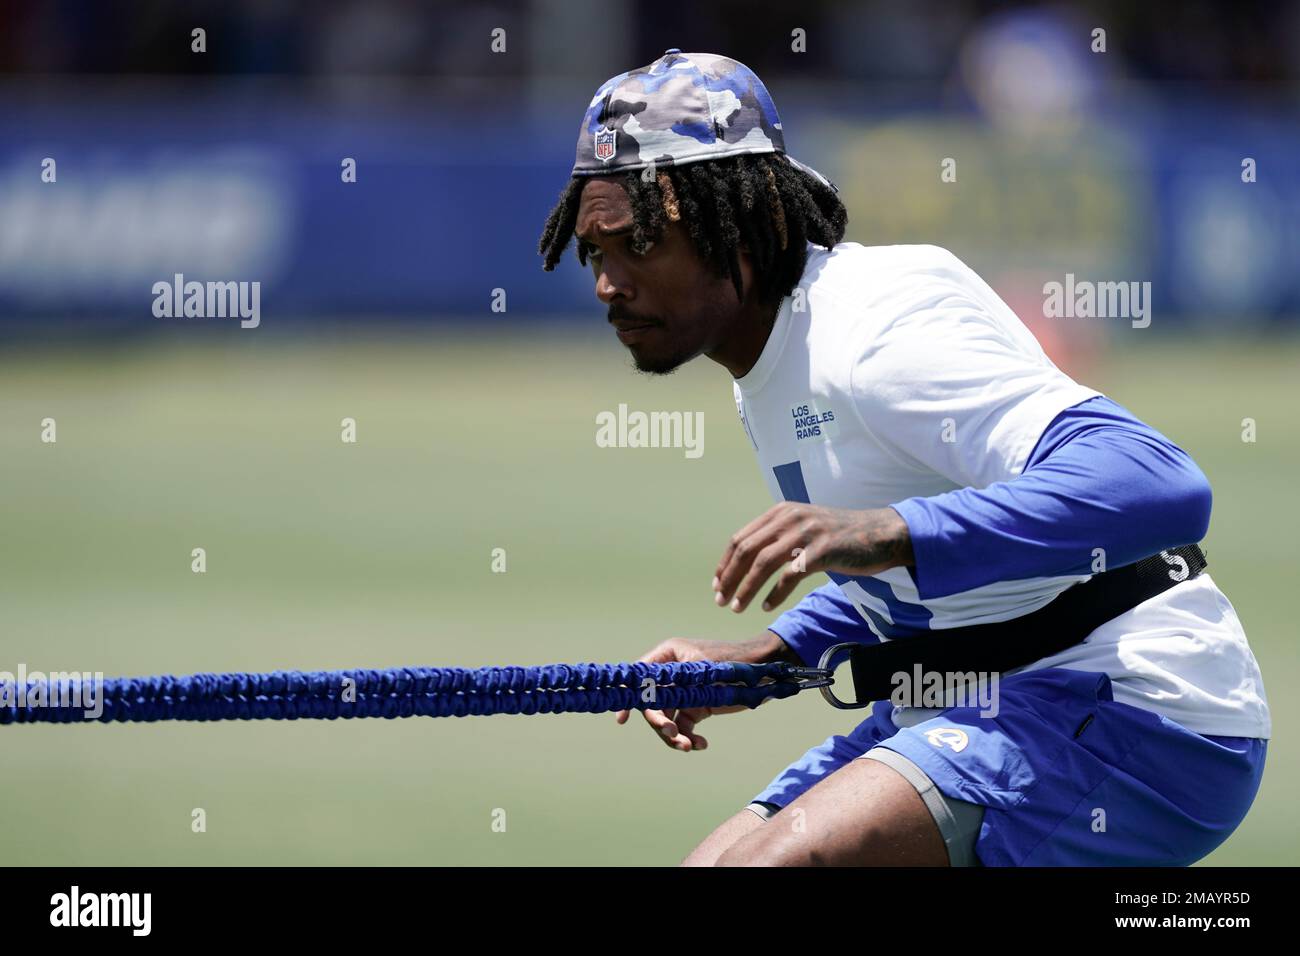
[537,153,848,306]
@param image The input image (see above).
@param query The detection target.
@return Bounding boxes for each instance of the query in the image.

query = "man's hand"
[712,503,914,614]
[613,633,795,752]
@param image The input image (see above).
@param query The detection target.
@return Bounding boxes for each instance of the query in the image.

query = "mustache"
[608,306,662,326]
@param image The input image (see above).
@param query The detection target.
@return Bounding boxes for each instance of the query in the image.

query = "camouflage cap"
[572,48,837,193]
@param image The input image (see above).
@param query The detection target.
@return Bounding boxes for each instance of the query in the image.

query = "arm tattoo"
[832,507,914,572]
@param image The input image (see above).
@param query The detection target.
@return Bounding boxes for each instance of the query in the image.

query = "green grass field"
[2,329,1295,865]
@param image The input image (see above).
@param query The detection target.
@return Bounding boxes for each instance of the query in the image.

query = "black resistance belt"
[815,544,1208,708]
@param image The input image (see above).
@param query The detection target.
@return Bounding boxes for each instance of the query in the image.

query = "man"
[539,49,1270,866]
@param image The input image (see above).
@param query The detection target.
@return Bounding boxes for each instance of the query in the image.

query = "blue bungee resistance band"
[0,659,835,725]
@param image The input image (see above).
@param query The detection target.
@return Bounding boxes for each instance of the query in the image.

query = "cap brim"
[784,155,839,194]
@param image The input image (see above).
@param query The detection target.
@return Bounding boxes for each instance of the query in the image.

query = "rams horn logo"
[924,727,969,752]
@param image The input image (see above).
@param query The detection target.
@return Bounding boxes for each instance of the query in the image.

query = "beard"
[627,333,708,376]
[609,304,697,375]
[629,342,693,375]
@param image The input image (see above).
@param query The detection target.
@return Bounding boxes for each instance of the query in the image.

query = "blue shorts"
[750,667,1267,866]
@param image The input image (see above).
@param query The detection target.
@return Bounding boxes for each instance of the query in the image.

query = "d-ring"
[816,642,871,709]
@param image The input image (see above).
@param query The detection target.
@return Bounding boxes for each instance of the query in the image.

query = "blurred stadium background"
[2,0,1296,865]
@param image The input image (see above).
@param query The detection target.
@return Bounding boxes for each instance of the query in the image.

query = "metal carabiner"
[774,663,834,691]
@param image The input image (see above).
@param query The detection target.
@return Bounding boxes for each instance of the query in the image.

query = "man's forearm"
[734,629,801,665]
[839,506,914,574]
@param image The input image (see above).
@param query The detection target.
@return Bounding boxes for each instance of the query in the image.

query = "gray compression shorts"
[744,746,985,866]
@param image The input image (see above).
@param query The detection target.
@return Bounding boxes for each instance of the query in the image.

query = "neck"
[707,295,782,379]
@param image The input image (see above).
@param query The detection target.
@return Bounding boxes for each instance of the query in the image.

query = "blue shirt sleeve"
[767,581,881,666]
[891,395,1213,601]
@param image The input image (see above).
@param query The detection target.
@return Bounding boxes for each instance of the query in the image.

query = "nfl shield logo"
[594,125,617,163]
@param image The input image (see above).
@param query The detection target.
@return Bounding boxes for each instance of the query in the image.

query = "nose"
[594,260,631,305]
